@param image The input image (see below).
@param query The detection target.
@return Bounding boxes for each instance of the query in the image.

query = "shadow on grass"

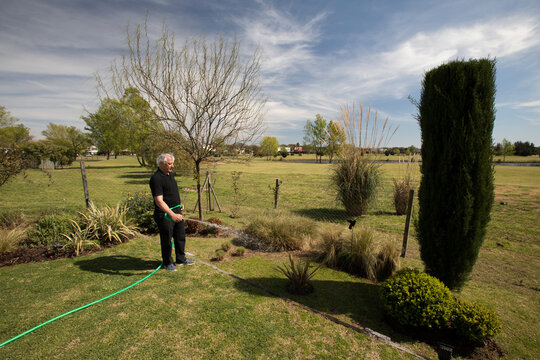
[292,208,350,222]
[83,165,141,170]
[74,255,161,276]
[119,171,153,179]
[232,275,408,341]
[119,172,154,185]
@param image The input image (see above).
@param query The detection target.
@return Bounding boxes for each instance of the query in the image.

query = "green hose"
[0,263,163,348]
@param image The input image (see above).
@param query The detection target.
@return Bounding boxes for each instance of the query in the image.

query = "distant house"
[278,146,291,153]
[84,146,98,156]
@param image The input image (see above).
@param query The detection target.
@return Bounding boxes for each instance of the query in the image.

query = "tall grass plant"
[333,103,397,216]
[0,227,26,253]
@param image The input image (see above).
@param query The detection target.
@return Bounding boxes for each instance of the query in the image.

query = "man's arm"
[154,195,183,222]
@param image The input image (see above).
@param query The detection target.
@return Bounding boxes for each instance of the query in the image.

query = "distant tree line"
[493,138,538,158]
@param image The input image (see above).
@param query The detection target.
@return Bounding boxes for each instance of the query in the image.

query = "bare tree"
[99,20,266,218]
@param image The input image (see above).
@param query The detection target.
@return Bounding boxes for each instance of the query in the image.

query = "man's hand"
[172,213,183,222]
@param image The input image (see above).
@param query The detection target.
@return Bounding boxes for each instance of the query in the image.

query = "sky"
[1,0,539,147]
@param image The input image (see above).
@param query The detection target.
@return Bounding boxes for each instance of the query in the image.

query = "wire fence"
[171,163,418,238]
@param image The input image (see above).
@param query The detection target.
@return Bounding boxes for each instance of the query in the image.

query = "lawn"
[0,156,539,359]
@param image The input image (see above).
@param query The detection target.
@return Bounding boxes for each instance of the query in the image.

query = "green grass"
[0,237,416,359]
[1,156,539,359]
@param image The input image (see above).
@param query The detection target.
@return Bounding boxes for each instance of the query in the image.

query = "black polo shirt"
[149,169,181,215]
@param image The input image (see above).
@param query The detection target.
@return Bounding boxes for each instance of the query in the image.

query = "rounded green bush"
[452,300,502,342]
[123,192,158,234]
[380,269,454,329]
[27,213,73,247]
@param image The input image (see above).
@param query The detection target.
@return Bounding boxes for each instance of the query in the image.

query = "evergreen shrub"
[380,269,454,329]
[417,59,496,289]
[452,300,502,343]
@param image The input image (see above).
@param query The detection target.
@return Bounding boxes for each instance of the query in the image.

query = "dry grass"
[0,227,26,253]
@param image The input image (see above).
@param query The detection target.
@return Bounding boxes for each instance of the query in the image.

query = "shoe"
[164,263,177,271]
[176,259,195,266]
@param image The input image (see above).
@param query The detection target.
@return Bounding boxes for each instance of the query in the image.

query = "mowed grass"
[0,237,415,359]
[1,156,539,359]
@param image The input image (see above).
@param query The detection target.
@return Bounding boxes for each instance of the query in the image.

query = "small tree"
[501,138,514,161]
[99,19,265,219]
[82,98,126,159]
[0,106,30,186]
[304,114,328,163]
[326,120,346,163]
[416,59,495,289]
[260,136,279,160]
[42,123,89,161]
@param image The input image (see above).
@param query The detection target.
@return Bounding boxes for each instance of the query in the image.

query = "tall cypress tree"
[416,59,495,289]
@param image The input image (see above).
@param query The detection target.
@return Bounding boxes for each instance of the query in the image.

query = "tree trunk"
[195,161,203,220]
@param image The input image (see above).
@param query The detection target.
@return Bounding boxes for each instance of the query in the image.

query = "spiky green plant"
[79,203,138,246]
[275,254,321,295]
[61,220,100,256]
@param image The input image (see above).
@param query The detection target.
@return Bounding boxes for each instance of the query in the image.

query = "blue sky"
[1,0,539,147]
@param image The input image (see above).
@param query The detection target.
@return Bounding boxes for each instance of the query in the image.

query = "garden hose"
[164,204,182,221]
[0,262,163,348]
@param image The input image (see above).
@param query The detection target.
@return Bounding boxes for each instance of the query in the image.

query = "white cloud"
[234,2,326,75]
[335,16,540,99]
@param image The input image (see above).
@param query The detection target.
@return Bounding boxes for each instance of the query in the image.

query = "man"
[149,153,195,271]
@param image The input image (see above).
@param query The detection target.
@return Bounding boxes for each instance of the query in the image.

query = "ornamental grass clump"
[241,211,316,251]
[0,227,26,253]
[333,103,397,216]
[79,203,137,246]
[392,154,419,215]
[315,224,400,281]
[275,254,321,295]
[233,246,245,256]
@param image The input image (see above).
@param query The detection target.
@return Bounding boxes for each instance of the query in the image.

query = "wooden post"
[193,171,222,213]
[274,178,280,210]
[80,161,90,208]
[401,189,415,257]
[206,172,213,212]
[193,173,209,213]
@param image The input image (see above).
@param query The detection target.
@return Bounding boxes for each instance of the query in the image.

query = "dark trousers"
[154,213,186,266]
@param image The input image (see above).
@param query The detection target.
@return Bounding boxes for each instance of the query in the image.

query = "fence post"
[80,161,90,208]
[274,178,280,210]
[401,189,415,257]
[206,171,213,211]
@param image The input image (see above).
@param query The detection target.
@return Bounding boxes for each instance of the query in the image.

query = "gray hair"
[157,153,175,167]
